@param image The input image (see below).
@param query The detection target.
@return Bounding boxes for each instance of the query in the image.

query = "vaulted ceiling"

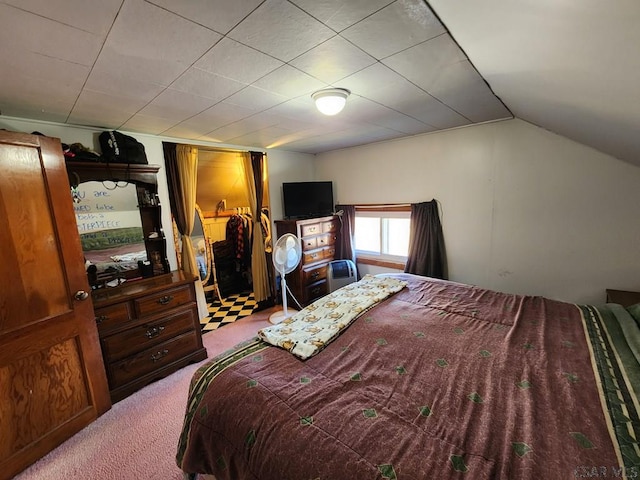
[1,0,638,166]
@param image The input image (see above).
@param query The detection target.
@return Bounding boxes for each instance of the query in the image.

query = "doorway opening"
[172,147,274,332]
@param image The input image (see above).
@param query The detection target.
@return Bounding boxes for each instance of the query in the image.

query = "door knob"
[75,290,89,301]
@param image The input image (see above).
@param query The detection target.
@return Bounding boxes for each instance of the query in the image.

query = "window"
[354,208,411,264]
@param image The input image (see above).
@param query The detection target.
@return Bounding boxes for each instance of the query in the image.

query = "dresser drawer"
[300,223,321,237]
[322,220,338,233]
[134,284,193,317]
[95,302,132,333]
[109,331,199,387]
[303,264,328,285]
[323,246,336,260]
[305,280,327,303]
[303,249,324,265]
[101,308,196,361]
[317,233,335,248]
[302,236,318,251]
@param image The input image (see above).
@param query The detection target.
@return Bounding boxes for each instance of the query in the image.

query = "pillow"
[626,303,640,327]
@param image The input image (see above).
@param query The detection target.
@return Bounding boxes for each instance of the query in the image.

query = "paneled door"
[0,131,111,479]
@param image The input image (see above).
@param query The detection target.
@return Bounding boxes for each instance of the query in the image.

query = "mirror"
[74,181,146,287]
[193,205,210,283]
[174,204,210,284]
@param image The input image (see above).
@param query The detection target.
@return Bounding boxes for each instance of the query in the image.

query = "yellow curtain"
[242,153,270,302]
[176,145,209,319]
[176,145,199,276]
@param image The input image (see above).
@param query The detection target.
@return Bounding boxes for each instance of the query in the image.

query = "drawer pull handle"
[96,315,108,324]
[311,271,319,279]
[145,325,165,339]
[151,349,169,362]
[157,295,174,305]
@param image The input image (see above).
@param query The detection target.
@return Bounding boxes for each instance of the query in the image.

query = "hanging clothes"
[226,212,253,270]
[226,214,244,260]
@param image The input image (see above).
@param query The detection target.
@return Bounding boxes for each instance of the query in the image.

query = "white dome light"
[312,88,350,116]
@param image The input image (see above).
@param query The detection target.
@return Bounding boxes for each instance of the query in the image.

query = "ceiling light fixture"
[312,88,350,116]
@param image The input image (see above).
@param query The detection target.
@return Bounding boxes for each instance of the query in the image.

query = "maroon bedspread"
[178,274,639,479]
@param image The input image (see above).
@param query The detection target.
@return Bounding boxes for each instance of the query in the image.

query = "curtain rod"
[352,203,412,208]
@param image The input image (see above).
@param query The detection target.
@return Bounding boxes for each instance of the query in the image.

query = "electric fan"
[269,233,302,324]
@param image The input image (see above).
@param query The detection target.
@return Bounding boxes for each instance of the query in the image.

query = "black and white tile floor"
[201,291,257,334]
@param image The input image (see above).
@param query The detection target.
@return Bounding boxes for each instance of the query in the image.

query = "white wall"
[266,149,316,222]
[315,118,640,304]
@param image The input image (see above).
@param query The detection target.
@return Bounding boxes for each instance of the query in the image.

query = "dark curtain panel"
[335,204,356,264]
[249,151,273,302]
[404,200,447,279]
[250,151,264,219]
[162,142,187,233]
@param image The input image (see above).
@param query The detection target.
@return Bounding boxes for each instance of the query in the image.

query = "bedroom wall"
[315,118,640,305]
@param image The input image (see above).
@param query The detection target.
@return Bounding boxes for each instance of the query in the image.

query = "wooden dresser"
[91,271,207,402]
[275,215,340,307]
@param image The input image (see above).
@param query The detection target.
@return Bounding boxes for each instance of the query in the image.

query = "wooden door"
[0,131,111,479]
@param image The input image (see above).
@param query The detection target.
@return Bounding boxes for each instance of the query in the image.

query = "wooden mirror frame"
[66,161,169,289]
[193,204,211,285]
[173,204,211,283]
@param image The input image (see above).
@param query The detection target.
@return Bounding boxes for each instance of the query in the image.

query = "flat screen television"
[283,181,334,219]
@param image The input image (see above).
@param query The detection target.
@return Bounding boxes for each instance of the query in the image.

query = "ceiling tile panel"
[0,73,74,123]
[338,96,432,134]
[163,101,257,138]
[208,115,281,142]
[93,0,222,87]
[290,0,394,32]
[264,97,331,124]
[148,0,263,34]
[228,125,293,148]
[290,36,377,84]
[120,115,179,135]
[83,64,165,102]
[245,110,318,134]
[252,65,326,98]
[383,34,470,93]
[161,124,212,140]
[0,47,89,120]
[171,68,246,102]
[415,60,511,122]
[228,0,335,62]
[3,0,121,35]
[135,89,218,121]
[339,63,469,128]
[0,47,89,96]
[0,3,104,66]
[194,38,283,85]
[68,90,147,128]
[225,86,289,111]
[400,98,470,129]
[341,0,445,59]
[281,124,402,153]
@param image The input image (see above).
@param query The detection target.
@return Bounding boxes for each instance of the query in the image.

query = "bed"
[177,273,640,479]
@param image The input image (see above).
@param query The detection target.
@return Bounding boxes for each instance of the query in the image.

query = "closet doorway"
[191,148,273,332]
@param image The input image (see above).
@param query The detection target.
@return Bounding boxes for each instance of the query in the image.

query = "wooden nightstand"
[606,289,640,307]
